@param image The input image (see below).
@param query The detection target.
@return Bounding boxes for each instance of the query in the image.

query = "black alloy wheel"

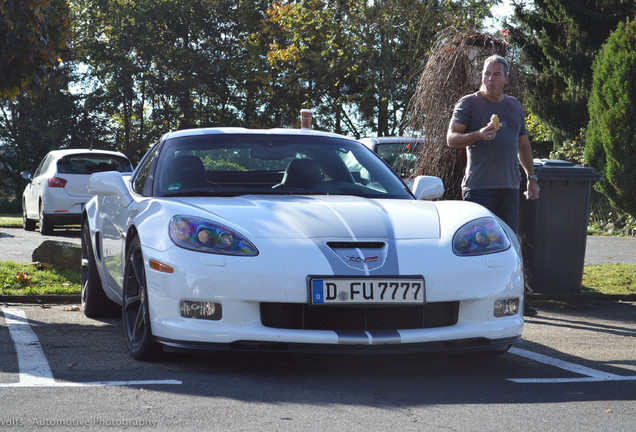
[122,236,162,361]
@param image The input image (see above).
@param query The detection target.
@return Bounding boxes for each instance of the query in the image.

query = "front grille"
[260,302,459,331]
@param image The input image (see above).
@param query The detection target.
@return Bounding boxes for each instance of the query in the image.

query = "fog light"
[180,301,222,320]
[494,298,520,317]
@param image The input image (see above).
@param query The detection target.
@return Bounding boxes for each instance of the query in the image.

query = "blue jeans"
[462,188,520,233]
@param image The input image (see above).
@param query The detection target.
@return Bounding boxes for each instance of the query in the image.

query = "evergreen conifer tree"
[585,19,636,218]
[508,0,634,146]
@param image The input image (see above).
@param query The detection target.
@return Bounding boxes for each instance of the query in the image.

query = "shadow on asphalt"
[47,227,81,239]
[2,303,635,407]
[0,226,80,240]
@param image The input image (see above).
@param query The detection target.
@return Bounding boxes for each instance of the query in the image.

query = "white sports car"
[81,127,524,360]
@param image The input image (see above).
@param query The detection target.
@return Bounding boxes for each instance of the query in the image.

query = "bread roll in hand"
[488,114,500,130]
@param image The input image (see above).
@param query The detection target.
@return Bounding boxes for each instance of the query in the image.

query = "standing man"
[447,55,540,316]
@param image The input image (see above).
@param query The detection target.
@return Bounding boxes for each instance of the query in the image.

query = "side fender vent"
[95,232,102,261]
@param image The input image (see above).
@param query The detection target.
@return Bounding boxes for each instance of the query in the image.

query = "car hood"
[170,195,441,240]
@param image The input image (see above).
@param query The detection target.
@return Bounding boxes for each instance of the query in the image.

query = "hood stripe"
[336,330,402,345]
[312,198,401,276]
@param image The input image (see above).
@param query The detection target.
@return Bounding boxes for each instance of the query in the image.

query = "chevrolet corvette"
[81,127,524,360]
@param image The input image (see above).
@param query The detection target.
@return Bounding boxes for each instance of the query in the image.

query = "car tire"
[81,220,119,318]
[22,200,36,231]
[38,202,54,235]
[122,235,162,361]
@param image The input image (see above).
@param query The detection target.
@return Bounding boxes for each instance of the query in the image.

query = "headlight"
[452,217,511,256]
[169,215,258,256]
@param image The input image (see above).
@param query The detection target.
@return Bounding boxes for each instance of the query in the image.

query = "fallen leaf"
[16,272,32,284]
[64,306,81,311]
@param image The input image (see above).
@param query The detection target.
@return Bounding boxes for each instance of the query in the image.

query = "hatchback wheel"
[22,201,36,231]
[38,203,54,235]
[122,236,162,361]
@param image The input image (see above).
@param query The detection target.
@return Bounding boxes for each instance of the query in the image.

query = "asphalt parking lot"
[0,299,634,431]
[1,226,635,430]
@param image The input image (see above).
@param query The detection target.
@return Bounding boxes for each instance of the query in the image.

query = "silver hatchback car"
[359,137,424,188]
[21,149,133,234]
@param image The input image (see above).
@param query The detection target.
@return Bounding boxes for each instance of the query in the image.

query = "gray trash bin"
[518,159,601,294]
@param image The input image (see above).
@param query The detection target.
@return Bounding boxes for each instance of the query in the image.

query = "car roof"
[359,136,422,144]
[359,136,423,150]
[160,127,357,142]
[46,148,130,159]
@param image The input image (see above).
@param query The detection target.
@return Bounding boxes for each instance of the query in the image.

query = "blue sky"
[484,0,516,32]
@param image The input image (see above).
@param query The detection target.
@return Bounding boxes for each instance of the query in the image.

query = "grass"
[581,264,636,296]
[0,213,634,297]
[0,213,22,227]
[0,261,80,296]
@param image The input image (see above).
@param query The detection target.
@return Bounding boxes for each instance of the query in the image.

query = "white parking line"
[0,307,181,388]
[4,307,634,386]
[508,347,636,383]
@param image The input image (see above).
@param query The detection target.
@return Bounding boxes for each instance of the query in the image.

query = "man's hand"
[525,180,540,200]
[480,123,497,141]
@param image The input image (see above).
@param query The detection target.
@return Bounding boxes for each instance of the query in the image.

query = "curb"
[1,295,81,304]
[528,293,636,303]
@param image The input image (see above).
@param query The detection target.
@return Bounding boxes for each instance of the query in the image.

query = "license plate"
[310,277,425,305]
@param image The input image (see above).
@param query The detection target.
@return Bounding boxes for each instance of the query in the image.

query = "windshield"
[57,154,133,174]
[154,134,412,199]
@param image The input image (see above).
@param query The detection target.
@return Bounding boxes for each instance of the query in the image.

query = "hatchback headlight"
[169,215,258,256]
[452,217,511,256]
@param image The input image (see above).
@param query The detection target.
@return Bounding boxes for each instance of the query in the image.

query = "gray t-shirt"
[451,92,527,191]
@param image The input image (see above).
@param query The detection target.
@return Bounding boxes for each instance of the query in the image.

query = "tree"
[246,1,364,132]
[72,0,262,162]
[508,0,635,146]
[585,19,636,218]
[0,65,112,209]
[0,0,71,99]
[248,0,495,137]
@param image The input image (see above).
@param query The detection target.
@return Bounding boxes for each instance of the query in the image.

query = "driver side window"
[132,144,160,196]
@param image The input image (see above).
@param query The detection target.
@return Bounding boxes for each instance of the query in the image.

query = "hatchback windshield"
[57,154,133,174]
[155,134,412,199]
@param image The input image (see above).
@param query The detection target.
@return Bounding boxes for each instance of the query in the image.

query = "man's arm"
[518,134,540,200]
[447,121,497,148]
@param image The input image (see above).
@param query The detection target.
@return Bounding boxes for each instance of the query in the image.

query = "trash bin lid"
[532,159,602,181]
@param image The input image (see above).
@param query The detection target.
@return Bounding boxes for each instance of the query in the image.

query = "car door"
[24,154,54,219]
[100,196,128,295]
[101,147,157,295]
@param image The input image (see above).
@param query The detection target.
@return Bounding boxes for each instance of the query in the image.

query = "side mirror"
[20,171,32,181]
[411,175,444,200]
[88,171,130,197]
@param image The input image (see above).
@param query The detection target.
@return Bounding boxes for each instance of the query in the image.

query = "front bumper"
[141,238,524,353]
[156,335,522,354]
